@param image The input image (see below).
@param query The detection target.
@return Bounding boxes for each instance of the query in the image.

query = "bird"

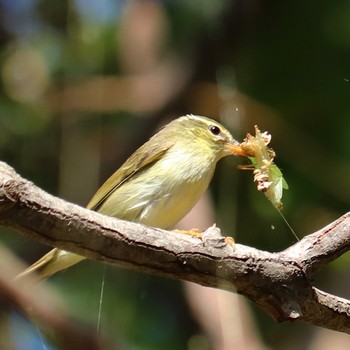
[18,114,247,280]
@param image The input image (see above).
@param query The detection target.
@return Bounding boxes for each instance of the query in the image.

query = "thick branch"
[0,161,350,333]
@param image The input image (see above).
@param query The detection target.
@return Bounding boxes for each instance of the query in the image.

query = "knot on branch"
[0,162,22,215]
[238,256,310,322]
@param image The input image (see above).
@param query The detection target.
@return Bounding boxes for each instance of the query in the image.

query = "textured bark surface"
[0,161,349,333]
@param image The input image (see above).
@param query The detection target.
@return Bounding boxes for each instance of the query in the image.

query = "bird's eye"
[209,125,221,136]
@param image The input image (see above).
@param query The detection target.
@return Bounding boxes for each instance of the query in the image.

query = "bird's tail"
[16,248,85,281]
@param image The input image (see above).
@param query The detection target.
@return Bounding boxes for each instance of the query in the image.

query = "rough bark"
[0,161,349,333]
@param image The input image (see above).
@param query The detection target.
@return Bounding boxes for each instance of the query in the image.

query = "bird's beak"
[227,143,251,157]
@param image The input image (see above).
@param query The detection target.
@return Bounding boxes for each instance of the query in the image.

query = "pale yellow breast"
[98,145,217,229]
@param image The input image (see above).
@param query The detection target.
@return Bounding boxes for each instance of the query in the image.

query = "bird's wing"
[87,138,174,211]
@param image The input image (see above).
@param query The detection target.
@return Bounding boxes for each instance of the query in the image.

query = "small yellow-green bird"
[20,114,247,280]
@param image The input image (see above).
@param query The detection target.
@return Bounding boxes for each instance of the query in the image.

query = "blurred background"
[0,0,349,349]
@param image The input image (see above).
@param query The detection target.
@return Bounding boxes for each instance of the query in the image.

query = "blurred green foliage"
[0,0,349,349]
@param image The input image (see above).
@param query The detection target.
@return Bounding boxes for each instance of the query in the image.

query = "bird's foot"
[173,225,235,249]
[173,228,203,239]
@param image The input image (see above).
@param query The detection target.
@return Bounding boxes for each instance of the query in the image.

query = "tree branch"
[0,161,349,333]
